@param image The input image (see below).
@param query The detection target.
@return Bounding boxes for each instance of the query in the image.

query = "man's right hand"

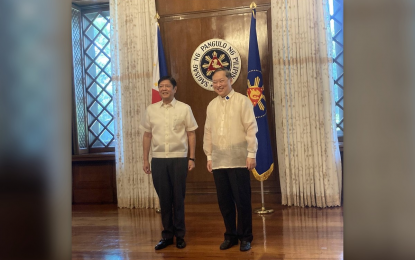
[143,160,151,174]
[207,160,213,173]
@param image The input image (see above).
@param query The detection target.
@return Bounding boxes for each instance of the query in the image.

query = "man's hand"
[142,132,152,174]
[188,160,195,171]
[207,160,213,173]
[246,157,256,171]
[143,160,151,174]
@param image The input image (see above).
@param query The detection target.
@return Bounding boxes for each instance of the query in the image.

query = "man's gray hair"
[213,68,231,79]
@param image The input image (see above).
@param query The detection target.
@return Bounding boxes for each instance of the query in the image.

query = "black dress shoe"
[240,241,251,251]
[155,239,173,250]
[176,238,186,249]
[220,239,238,250]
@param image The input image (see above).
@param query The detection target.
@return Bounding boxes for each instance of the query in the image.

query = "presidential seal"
[190,39,242,91]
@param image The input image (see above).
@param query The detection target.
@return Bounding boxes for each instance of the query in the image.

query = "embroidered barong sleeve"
[203,107,212,161]
[241,98,258,158]
[140,108,151,133]
[185,106,198,132]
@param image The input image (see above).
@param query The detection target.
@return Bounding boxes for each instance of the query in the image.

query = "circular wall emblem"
[190,39,242,91]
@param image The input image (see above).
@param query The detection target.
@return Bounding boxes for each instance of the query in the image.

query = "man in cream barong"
[203,68,258,252]
[141,76,198,250]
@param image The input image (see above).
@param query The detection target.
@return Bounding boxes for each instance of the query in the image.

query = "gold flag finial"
[155,12,160,20]
[250,2,257,9]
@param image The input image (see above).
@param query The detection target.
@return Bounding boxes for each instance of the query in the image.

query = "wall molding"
[160,4,271,22]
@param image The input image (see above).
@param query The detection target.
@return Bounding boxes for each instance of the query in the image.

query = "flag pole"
[154,11,161,214]
[253,180,274,214]
[246,1,274,215]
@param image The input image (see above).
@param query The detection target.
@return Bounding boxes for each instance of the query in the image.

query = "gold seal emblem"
[191,39,241,91]
[247,76,265,110]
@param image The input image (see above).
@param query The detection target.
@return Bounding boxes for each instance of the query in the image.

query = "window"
[329,0,344,139]
[71,5,114,154]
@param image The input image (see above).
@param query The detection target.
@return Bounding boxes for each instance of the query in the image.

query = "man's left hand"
[246,158,256,170]
[188,160,195,171]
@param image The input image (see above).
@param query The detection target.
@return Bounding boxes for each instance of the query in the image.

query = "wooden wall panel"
[156,1,279,198]
[72,159,117,204]
[157,0,271,16]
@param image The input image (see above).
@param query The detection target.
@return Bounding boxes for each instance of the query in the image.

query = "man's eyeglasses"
[212,78,227,85]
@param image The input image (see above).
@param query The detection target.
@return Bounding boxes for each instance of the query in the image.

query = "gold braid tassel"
[252,163,274,181]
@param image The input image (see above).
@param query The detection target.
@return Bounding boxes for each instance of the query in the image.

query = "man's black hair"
[158,76,177,87]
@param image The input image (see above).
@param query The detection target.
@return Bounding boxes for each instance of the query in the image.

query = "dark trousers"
[151,157,188,240]
[213,168,253,242]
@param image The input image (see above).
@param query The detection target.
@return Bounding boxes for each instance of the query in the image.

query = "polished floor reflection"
[72,202,343,259]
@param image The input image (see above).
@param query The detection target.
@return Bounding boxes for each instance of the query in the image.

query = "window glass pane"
[329,0,344,137]
[97,72,110,88]
[106,101,114,115]
[72,8,88,150]
[100,130,113,145]
[91,139,105,148]
[108,121,115,134]
[104,63,111,76]
[89,102,103,117]
[93,14,107,30]
[98,110,112,127]
[95,52,109,68]
[82,10,114,149]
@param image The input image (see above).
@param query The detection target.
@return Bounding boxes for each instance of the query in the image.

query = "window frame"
[71,3,115,154]
[329,0,344,142]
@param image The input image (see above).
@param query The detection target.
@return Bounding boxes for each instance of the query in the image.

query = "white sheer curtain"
[110,0,159,208]
[271,0,342,207]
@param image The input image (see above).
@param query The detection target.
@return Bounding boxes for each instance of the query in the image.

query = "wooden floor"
[72,201,343,260]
